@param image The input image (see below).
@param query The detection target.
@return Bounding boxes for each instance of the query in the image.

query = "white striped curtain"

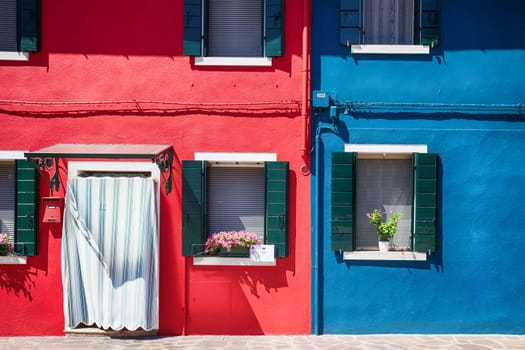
[62,176,159,331]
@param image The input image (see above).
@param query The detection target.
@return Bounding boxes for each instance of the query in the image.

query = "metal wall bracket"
[154,147,174,195]
[27,156,60,195]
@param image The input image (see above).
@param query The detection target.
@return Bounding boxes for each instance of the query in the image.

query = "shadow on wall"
[0,266,37,301]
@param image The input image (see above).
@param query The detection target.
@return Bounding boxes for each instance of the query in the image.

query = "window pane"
[0,161,15,243]
[0,0,18,51]
[208,0,263,57]
[356,159,413,250]
[363,0,414,44]
[208,166,265,241]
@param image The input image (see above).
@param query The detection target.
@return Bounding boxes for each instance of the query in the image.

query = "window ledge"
[0,51,29,61]
[351,45,430,55]
[193,256,276,266]
[0,256,27,264]
[343,251,427,261]
[194,57,273,67]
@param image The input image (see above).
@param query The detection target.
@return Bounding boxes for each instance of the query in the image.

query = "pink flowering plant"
[205,230,261,253]
[0,233,14,256]
[367,208,402,242]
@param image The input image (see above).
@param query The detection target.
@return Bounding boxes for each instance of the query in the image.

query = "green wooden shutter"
[265,0,284,57]
[265,161,288,257]
[415,0,440,47]
[331,152,356,250]
[340,0,362,46]
[182,160,206,256]
[412,153,438,253]
[17,0,41,52]
[183,0,202,56]
[15,159,38,256]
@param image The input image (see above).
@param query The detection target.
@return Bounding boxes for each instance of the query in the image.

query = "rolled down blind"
[208,0,263,57]
[0,0,18,51]
[207,166,265,241]
[0,162,15,244]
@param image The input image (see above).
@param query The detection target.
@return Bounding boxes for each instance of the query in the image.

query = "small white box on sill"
[250,245,274,262]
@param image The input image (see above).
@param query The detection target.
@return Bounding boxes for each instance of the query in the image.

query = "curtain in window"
[363,0,414,44]
[62,176,158,331]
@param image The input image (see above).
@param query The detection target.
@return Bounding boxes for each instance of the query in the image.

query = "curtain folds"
[62,176,158,331]
[364,0,414,45]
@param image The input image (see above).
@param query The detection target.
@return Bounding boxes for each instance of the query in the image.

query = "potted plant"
[367,209,402,252]
[0,233,13,256]
[205,230,261,256]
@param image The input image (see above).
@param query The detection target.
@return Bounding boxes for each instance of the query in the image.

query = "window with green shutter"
[340,0,440,48]
[0,0,41,53]
[0,158,38,256]
[181,159,289,258]
[331,150,438,255]
[183,0,284,58]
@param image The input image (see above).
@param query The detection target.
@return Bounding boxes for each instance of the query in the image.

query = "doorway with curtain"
[62,162,159,334]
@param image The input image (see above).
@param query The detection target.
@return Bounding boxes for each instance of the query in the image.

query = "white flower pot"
[378,241,390,252]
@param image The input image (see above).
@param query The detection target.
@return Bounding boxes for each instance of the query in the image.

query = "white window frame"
[194,56,273,67]
[0,151,28,264]
[192,152,277,266]
[351,44,429,55]
[342,144,428,261]
[0,51,29,61]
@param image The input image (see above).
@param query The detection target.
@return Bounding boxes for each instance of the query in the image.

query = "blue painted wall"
[311,0,525,334]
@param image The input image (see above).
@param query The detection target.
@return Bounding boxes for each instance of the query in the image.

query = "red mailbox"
[42,197,63,223]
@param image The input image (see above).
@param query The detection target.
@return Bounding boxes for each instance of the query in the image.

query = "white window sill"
[343,251,427,261]
[193,256,276,266]
[0,256,27,264]
[0,51,30,61]
[194,57,273,67]
[351,45,430,55]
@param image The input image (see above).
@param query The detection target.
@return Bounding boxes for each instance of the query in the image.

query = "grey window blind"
[363,0,414,45]
[207,166,265,241]
[356,158,413,250]
[208,0,263,57]
[0,0,17,51]
[0,161,15,243]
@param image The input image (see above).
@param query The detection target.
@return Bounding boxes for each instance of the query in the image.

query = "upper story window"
[0,0,41,61]
[183,0,284,66]
[340,0,440,54]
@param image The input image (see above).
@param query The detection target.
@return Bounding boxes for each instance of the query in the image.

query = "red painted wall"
[0,0,310,336]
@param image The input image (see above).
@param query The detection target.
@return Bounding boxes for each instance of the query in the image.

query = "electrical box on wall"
[312,91,330,107]
[42,197,63,223]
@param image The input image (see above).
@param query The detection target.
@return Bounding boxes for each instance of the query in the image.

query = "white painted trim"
[194,57,273,67]
[0,51,30,61]
[194,152,277,162]
[193,256,276,266]
[351,45,430,55]
[68,161,160,179]
[344,144,427,154]
[0,151,27,160]
[0,256,27,264]
[343,251,427,261]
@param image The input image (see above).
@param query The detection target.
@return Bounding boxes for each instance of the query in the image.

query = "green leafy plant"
[367,209,402,241]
